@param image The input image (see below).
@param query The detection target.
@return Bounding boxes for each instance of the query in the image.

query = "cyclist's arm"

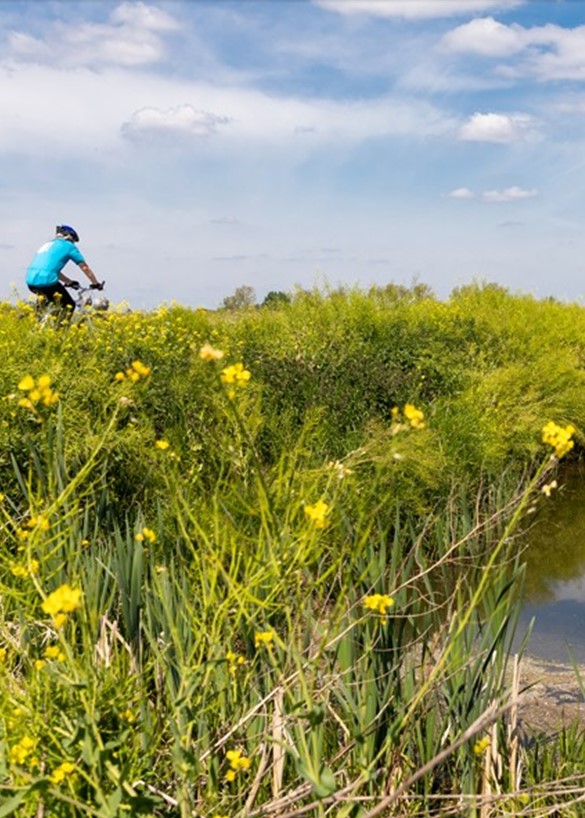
[58,270,78,286]
[77,261,100,287]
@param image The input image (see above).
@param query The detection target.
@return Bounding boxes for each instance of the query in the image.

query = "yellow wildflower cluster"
[254,630,275,648]
[304,499,331,529]
[50,761,76,785]
[199,343,225,361]
[542,421,575,459]
[220,363,251,398]
[45,644,66,661]
[114,360,151,383]
[17,374,59,414]
[17,514,50,542]
[41,583,82,629]
[404,404,425,429]
[364,593,395,616]
[225,748,251,782]
[27,514,50,531]
[11,559,39,578]
[391,403,425,432]
[135,527,157,543]
[473,736,491,756]
[9,736,38,767]
[226,650,246,674]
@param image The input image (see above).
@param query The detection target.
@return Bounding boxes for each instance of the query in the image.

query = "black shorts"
[28,282,76,311]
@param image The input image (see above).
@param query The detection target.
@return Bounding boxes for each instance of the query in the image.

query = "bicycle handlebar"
[66,281,105,291]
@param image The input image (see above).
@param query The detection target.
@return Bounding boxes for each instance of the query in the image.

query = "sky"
[2,0,585,310]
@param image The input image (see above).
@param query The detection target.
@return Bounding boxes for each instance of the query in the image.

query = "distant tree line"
[220,280,435,311]
[221,285,291,310]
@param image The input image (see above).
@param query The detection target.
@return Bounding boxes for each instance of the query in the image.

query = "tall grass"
[0,283,584,815]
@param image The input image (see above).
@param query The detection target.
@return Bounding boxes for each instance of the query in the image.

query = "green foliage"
[0,282,584,815]
[221,285,256,311]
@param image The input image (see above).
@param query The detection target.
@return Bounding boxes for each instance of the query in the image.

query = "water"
[517,464,585,664]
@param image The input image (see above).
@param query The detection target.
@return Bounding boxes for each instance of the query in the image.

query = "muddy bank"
[517,655,585,733]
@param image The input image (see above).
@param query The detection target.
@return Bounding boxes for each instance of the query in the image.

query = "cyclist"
[25,225,102,312]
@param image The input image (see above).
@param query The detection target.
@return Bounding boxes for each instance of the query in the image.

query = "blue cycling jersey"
[26,238,85,287]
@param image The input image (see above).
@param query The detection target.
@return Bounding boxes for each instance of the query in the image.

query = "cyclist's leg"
[52,283,76,312]
[28,285,50,315]
[29,284,75,313]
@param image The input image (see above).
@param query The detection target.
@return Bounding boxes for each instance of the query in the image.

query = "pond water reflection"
[517,464,585,663]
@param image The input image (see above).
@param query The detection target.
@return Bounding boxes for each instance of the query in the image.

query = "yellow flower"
[27,514,50,531]
[254,630,275,648]
[53,613,68,630]
[34,659,46,671]
[114,371,126,382]
[50,761,76,784]
[155,439,170,450]
[473,736,491,756]
[220,362,251,388]
[542,421,575,459]
[9,736,38,766]
[11,559,38,578]
[225,748,252,781]
[403,403,425,429]
[0,647,7,663]
[18,375,35,392]
[226,650,246,674]
[364,593,395,616]
[120,709,136,723]
[45,645,66,661]
[304,499,331,529]
[129,360,151,378]
[199,343,225,361]
[17,374,59,411]
[135,527,157,543]
[41,584,82,616]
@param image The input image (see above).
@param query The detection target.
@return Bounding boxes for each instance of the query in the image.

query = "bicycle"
[35,281,108,329]
[68,281,109,313]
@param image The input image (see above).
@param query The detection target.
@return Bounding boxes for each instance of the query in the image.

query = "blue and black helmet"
[56,225,80,243]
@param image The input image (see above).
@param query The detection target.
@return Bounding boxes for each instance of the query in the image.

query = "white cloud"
[122,105,231,140]
[110,2,179,31]
[314,0,523,20]
[442,17,525,56]
[6,2,179,68]
[458,112,538,143]
[443,18,585,82]
[447,186,537,202]
[482,186,538,202]
[0,61,457,157]
[527,25,585,82]
[449,187,475,199]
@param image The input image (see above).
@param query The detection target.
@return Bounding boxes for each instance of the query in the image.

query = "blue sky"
[2,0,585,309]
